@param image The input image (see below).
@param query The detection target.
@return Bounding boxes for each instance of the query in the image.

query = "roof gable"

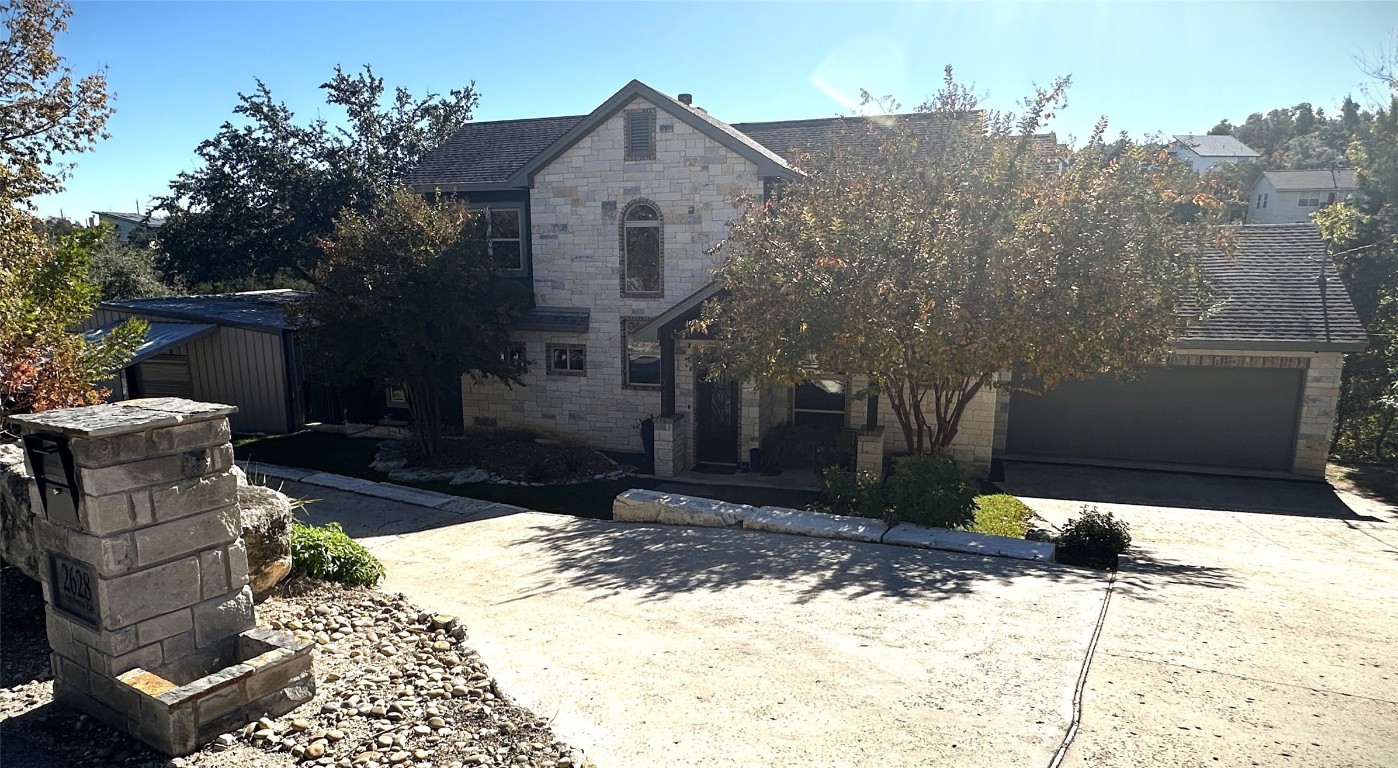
[505,80,796,187]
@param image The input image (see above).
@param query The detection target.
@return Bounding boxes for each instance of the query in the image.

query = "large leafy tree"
[0,0,112,201]
[297,187,527,458]
[156,66,476,288]
[0,0,141,433]
[698,69,1222,455]
[1315,94,1398,461]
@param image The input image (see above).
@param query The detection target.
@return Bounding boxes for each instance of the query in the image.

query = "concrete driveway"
[282,480,1108,768]
[1002,462,1398,768]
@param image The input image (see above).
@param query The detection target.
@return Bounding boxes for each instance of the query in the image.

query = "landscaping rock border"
[612,489,1057,562]
[371,441,633,488]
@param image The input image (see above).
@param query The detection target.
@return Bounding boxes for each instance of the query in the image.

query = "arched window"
[620,200,662,296]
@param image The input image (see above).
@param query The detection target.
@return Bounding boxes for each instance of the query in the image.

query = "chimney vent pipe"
[678,93,693,106]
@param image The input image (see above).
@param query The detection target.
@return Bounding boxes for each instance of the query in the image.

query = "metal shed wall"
[83,309,292,434]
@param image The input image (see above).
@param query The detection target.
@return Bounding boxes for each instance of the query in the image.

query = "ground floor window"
[793,377,846,432]
[622,317,660,388]
[546,343,587,376]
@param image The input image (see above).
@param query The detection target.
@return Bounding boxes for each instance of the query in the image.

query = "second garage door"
[1005,365,1305,472]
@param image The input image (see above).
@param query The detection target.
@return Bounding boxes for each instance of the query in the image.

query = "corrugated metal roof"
[84,321,217,365]
[104,289,309,331]
[1262,169,1357,191]
[1178,224,1368,351]
[1170,134,1260,158]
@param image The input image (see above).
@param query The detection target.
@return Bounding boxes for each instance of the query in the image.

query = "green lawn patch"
[234,432,386,481]
[970,494,1034,538]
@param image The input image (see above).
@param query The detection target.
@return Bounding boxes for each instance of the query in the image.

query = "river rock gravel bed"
[1,571,591,768]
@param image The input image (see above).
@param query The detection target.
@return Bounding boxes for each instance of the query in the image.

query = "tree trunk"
[403,377,442,460]
[885,373,989,456]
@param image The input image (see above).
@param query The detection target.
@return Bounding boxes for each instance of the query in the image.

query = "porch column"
[856,426,885,478]
[652,414,691,478]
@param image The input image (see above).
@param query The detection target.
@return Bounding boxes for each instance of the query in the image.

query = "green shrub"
[884,453,976,529]
[971,494,1033,538]
[819,466,886,520]
[1056,507,1132,569]
[761,420,852,472]
[289,522,385,586]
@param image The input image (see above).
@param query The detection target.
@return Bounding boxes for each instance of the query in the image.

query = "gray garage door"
[1006,366,1305,471]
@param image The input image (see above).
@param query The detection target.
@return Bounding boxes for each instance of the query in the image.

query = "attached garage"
[1002,224,1369,478]
[1007,364,1306,472]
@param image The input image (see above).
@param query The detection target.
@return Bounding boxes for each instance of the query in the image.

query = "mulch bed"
[407,437,616,483]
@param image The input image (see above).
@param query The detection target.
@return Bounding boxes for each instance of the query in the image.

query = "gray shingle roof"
[407,115,585,188]
[1178,224,1367,351]
[94,211,165,228]
[1170,134,1260,158]
[103,289,309,332]
[1262,169,1357,191]
[410,105,1062,189]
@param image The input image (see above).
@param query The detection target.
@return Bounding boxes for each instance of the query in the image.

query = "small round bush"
[290,521,385,586]
[1057,507,1132,569]
[884,453,976,529]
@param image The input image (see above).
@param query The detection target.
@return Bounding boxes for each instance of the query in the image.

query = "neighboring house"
[91,210,165,243]
[80,290,311,434]
[1247,169,1357,224]
[1166,134,1261,172]
[409,80,1364,479]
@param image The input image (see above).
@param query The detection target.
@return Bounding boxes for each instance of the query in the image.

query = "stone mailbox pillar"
[10,398,313,755]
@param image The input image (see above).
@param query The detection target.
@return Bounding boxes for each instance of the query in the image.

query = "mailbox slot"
[23,432,80,527]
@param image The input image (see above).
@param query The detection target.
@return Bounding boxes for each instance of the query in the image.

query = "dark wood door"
[695,374,739,464]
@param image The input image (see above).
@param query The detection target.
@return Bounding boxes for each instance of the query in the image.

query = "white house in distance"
[1166,134,1260,172]
[1247,168,1357,224]
[91,210,165,242]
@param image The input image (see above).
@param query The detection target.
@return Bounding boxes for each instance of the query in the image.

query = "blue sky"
[33,1,1396,220]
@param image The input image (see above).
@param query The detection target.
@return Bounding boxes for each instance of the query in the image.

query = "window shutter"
[625,109,655,160]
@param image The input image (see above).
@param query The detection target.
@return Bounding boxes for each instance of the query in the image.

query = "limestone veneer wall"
[460,97,763,451]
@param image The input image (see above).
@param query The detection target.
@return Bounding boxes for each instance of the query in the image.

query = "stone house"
[1247,168,1357,224]
[409,81,1366,479]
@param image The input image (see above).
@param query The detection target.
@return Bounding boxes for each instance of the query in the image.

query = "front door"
[695,373,739,464]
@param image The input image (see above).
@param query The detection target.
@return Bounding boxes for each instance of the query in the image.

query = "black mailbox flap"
[24,433,76,487]
[22,433,80,527]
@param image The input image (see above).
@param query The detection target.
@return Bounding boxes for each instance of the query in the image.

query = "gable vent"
[624,108,656,161]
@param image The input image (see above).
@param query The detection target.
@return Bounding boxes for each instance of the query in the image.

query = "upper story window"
[484,207,524,272]
[624,108,656,161]
[620,200,663,297]
[1298,193,1322,208]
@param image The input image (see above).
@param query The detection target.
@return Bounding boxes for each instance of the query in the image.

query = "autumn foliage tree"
[297,187,528,458]
[698,69,1223,455]
[0,0,141,434]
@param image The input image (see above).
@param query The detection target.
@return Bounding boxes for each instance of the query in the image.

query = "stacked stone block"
[11,398,312,755]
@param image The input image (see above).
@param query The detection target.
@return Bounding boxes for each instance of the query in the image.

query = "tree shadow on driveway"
[1113,548,1244,603]
[504,517,1240,606]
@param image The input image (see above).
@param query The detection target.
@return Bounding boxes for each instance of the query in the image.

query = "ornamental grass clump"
[290,521,385,586]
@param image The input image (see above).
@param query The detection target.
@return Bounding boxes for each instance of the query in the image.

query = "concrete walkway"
[281,479,1108,768]
[1002,462,1398,768]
